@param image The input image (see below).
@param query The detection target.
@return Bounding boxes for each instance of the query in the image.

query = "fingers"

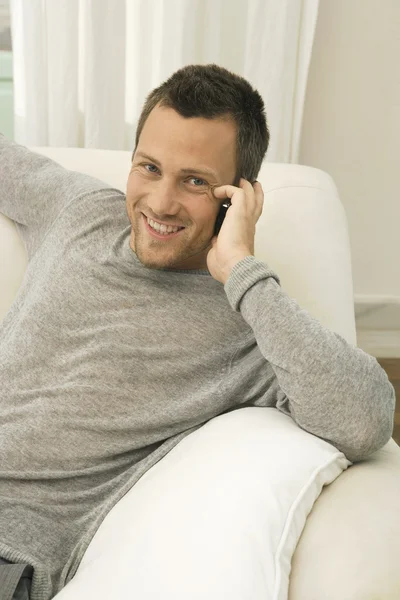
[213,178,262,196]
[212,178,263,219]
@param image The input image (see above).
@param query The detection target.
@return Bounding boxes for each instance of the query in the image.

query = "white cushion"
[54,407,350,600]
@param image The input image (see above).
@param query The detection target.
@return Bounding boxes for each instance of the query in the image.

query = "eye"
[188,177,207,187]
[143,163,159,174]
[141,164,207,187]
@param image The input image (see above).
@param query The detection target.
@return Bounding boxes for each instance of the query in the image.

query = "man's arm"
[0,134,114,256]
[224,255,396,464]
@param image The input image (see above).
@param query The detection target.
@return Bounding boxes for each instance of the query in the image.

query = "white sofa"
[1,147,400,599]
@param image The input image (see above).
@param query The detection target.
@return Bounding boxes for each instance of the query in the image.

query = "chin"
[137,251,170,269]
[133,243,183,270]
[130,222,210,271]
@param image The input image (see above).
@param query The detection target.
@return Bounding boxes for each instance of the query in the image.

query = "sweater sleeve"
[0,133,116,257]
[224,255,396,463]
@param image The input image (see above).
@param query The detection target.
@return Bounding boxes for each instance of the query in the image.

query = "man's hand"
[206,178,264,285]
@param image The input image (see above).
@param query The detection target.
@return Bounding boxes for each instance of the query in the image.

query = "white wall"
[299,0,400,328]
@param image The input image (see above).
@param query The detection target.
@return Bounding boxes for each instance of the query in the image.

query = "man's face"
[126,103,237,270]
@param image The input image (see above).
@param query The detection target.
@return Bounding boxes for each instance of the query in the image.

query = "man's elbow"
[342,387,396,463]
[344,426,393,463]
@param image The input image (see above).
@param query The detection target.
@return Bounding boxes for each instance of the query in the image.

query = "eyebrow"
[135,152,219,180]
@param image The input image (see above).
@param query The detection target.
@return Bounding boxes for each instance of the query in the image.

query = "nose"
[147,180,181,221]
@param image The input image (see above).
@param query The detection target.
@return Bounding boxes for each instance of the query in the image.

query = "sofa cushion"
[54,407,350,600]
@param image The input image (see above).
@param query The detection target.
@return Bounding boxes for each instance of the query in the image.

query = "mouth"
[142,213,185,240]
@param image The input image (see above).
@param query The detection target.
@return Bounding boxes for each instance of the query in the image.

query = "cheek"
[127,173,139,196]
[126,174,145,208]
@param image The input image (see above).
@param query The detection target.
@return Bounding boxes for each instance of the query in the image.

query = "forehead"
[138,104,237,180]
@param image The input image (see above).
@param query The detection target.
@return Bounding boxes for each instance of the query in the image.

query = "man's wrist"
[222,253,253,285]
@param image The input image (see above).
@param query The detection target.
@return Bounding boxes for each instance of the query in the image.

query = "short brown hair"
[132,63,270,186]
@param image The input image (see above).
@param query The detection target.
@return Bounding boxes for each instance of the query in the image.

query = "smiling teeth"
[147,217,182,234]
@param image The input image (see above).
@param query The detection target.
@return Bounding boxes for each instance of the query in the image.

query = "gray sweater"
[0,134,395,600]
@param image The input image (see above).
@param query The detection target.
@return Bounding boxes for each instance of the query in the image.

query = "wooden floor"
[377,358,400,446]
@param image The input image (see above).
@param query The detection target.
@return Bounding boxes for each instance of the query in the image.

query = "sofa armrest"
[289,438,400,600]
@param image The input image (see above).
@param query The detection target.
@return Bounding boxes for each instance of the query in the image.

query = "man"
[0,63,395,600]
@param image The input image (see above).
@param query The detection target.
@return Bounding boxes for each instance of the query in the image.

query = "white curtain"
[9,0,319,163]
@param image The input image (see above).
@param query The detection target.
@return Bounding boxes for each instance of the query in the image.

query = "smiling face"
[126,103,237,270]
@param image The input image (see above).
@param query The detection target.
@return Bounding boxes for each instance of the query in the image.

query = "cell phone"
[213,200,231,236]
